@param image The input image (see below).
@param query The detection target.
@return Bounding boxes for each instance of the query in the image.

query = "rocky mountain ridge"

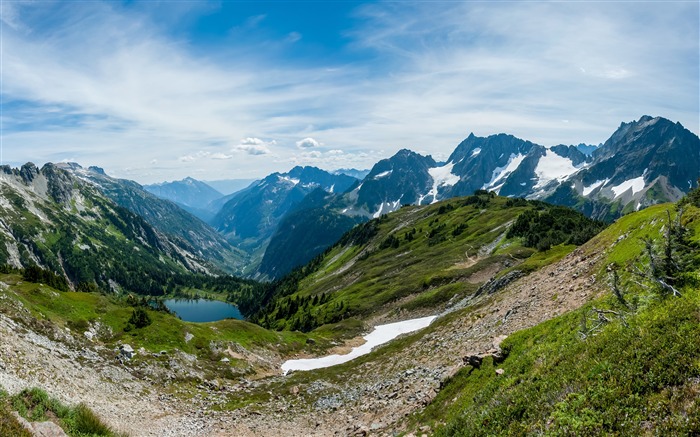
[259,116,698,278]
[0,163,218,291]
[57,163,249,275]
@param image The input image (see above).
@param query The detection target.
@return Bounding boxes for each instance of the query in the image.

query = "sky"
[1,0,698,184]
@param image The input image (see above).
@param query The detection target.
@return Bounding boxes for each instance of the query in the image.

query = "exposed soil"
[0,246,606,436]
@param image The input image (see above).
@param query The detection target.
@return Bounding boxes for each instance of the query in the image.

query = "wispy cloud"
[1,1,697,183]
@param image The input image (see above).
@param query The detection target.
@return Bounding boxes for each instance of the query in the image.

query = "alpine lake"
[163,298,244,323]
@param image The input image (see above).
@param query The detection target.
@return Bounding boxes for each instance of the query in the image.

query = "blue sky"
[1,0,698,184]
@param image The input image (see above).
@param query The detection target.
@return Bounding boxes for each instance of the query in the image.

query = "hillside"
[0,186,697,436]
[59,164,249,275]
[0,163,208,292]
[250,192,606,331]
[258,116,699,279]
[239,193,699,436]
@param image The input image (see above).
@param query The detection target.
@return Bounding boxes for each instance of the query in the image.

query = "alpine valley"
[1,115,699,437]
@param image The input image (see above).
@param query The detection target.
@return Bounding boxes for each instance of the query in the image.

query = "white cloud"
[234,138,274,155]
[236,144,270,155]
[296,137,321,149]
[1,1,697,184]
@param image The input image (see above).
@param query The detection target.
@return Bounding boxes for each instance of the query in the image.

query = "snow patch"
[278,175,300,186]
[372,198,403,218]
[426,163,460,203]
[281,316,436,374]
[533,150,582,189]
[374,170,392,179]
[471,148,481,157]
[610,176,646,198]
[582,179,608,196]
[483,154,526,193]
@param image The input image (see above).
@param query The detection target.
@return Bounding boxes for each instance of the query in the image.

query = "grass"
[0,389,32,437]
[4,387,122,436]
[408,202,700,436]
[421,288,700,436]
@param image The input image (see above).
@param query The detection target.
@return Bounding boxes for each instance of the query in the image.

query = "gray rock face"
[41,163,75,204]
[20,162,40,184]
[31,421,69,437]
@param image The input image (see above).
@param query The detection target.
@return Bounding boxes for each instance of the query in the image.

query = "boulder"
[119,344,134,360]
[31,421,69,437]
[462,354,482,368]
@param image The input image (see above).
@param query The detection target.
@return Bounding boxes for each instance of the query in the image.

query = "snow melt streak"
[281,316,437,374]
[484,154,526,193]
[426,163,460,203]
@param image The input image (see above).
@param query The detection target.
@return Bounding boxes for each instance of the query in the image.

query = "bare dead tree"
[607,265,630,309]
[579,307,629,339]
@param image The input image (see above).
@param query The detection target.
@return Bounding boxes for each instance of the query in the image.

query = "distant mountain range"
[5,115,694,281]
[258,116,699,278]
[143,177,225,222]
[209,166,359,269]
[202,178,257,196]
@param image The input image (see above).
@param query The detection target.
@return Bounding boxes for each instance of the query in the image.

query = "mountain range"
[258,115,698,278]
[209,166,359,263]
[3,115,696,281]
[0,163,217,293]
[0,116,699,437]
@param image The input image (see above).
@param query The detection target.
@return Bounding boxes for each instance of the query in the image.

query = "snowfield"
[281,315,437,374]
[610,176,646,198]
[534,150,582,189]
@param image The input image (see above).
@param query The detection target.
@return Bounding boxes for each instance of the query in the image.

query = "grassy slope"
[0,387,123,437]
[259,195,599,331]
[411,202,700,436]
[0,273,346,378]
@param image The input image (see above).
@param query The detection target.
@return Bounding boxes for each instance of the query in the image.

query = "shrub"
[126,307,152,330]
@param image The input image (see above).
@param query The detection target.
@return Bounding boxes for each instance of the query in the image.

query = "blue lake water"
[163,299,243,323]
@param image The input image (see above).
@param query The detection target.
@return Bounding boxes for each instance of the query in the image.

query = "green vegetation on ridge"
[412,191,700,436]
[249,192,607,332]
